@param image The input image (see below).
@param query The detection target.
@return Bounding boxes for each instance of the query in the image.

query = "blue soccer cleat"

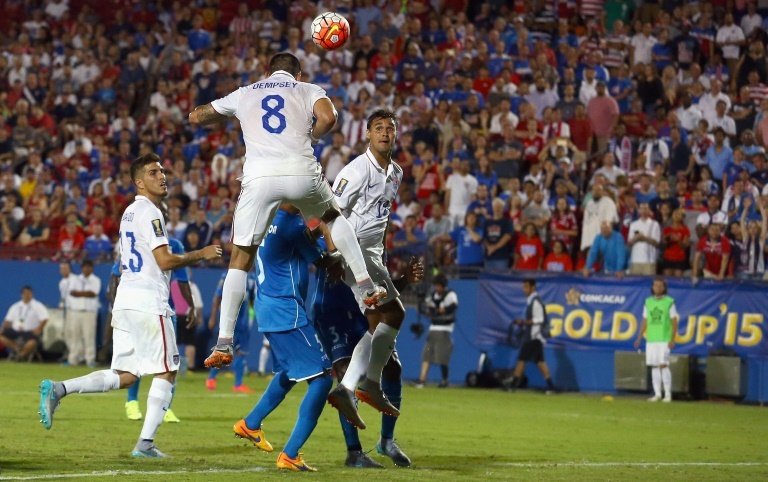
[131,444,169,458]
[38,379,60,430]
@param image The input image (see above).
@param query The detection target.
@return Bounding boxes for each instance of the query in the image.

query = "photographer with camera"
[415,274,458,388]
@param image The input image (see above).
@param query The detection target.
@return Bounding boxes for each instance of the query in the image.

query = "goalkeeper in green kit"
[634,278,679,403]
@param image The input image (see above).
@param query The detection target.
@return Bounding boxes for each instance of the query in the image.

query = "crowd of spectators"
[1,0,767,282]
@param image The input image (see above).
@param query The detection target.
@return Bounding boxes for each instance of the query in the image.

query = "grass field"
[1,362,767,481]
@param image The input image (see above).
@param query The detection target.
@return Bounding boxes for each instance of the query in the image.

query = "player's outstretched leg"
[132,377,174,458]
[206,264,250,368]
[339,410,384,468]
[377,374,411,467]
[234,370,293,452]
[125,378,142,420]
[356,327,400,417]
[39,370,123,430]
[276,374,333,472]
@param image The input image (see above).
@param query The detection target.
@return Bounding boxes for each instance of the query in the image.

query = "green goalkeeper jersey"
[643,295,677,343]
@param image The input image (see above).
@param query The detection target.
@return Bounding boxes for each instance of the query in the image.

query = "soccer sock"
[232,355,245,386]
[661,367,672,397]
[283,374,333,459]
[60,369,121,396]
[139,378,173,441]
[340,331,372,391]
[244,370,294,430]
[545,378,555,390]
[168,383,176,409]
[328,217,373,289]
[208,368,219,380]
[652,367,662,397]
[258,344,270,373]
[339,409,362,451]
[440,365,449,382]
[380,376,402,441]
[127,377,140,402]
[217,269,248,343]
[366,324,398,384]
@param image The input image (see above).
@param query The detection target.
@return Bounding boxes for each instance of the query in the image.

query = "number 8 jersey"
[210,70,328,178]
[113,195,173,316]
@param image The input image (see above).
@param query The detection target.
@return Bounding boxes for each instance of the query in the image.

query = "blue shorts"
[265,324,330,381]
[314,309,368,363]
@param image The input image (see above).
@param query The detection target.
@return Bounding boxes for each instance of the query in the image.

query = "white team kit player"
[38,154,222,458]
[187,53,385,369]
[326,110,407,429]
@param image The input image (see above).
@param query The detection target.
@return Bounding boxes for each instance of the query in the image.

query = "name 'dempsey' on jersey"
[253,82,299,89]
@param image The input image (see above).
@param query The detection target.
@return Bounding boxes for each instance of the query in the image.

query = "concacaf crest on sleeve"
[334,178,349,196]
[151,219,165,237]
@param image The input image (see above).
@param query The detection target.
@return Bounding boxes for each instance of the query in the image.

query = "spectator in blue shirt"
[392,215,428,259]
[187,15,213,53]
[706,127,734,182]
[583,222,628,277]
[451,212,484,266]
[466,184,493,227]
[83,224,112,263]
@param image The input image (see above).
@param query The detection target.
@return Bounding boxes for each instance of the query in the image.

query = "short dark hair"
[523,278,536,288]
[21,285,32,292]
[366,109,398,130]
[81,259,94,268]
[269,53,301,76]
[130,153,161,182]
[433,273,448,286]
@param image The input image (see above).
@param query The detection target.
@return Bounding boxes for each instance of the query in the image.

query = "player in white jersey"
[188,53,385,369]
[38,154,222,458]
[326,110,407,429]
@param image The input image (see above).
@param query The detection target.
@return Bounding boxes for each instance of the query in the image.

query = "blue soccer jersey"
[255,209,322,333]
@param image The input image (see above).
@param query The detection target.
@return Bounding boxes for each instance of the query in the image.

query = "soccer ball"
[311,12,350,51]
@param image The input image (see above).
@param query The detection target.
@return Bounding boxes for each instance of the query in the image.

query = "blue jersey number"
[376,200,391,219]
[262,95,286,134]
[121,231,143,272]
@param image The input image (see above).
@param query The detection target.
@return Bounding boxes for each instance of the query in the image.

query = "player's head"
[522,278,536,296]
[433,273,448,293]
[81,259,94,276]
[652,277,667,296]
[130,153,167,200]
[268,52,302,79]
[21,285,33,302]
[366,109,397,155]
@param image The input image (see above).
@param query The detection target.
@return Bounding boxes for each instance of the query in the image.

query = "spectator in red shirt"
[543,240,574,272]
[661,209,691,277]
[56,213,85,261]
[549,196,579,253]
[514,222,545,270]
[692,218,731,281]
[568,104,594,153]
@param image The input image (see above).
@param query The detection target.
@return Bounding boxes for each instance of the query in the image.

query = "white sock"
[328,217,373,290]
[661,367,672,398]
[139,378,174,441]
[651,367,662,398]
[217,269,248,343]
[340,331,372,390]
[61,370,120,395]
[366,324,398,383]
[258,344,270,373]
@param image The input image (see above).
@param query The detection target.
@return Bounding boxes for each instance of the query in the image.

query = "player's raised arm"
[311,97,338,141]
[152,243,222,271]
[188,103,229,126]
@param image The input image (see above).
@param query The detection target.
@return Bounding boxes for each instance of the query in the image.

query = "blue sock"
[380,376,402,440]
[339,407,362,451]
[233,356,245,386]
[284,374,333,458]
[244,370,294,430]
[208,368,219,380]
[127,378,140,402]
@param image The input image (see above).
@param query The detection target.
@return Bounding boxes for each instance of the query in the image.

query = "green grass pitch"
[2,362,767,481]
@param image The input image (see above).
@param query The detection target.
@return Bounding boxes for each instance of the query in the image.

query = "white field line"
[495,462,768,468]
[0,467,267,481]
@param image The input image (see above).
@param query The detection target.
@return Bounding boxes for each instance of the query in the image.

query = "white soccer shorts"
[111,310,180,377]
[645,341,670,367]
[345,236,399,312]
[232,171,337,247]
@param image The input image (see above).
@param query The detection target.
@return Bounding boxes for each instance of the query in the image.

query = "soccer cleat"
[345,449,384,468]
[276,452,317,472]
[648,395,661,402]
[355,378,400,417]
[163,409,180,423]
[204,344,234,368]
[205,378,217,391]
[38,379,60,430]
[125,400,143,421]
[362,286,387,307]
[131,444,169,458]
[232,384,255,394]
[663,396,672,403]
[376,440,411,467]
[233,419,274,452]
[327,385,366,430]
